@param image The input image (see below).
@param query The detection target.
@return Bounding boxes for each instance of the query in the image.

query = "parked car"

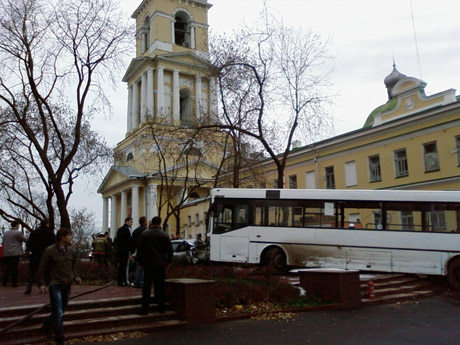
[171,239,209,265]
[171,239,198,265]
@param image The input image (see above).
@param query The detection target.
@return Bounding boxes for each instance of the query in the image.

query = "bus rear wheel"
[448,259,460,290]
[264,247,287,274]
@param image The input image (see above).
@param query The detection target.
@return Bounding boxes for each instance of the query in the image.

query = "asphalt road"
[82,295,460,345]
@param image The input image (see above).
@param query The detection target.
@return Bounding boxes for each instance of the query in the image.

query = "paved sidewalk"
[0,284,140,309]
[80,295,460,345]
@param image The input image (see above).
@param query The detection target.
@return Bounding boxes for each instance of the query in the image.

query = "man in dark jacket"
[136,216,173,315]
[37,228,81,345]
[115,217,133,286]
[24,219,55,295]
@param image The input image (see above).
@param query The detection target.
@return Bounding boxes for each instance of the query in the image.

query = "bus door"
[212,201,250,262]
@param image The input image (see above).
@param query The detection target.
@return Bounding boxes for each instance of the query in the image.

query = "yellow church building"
[99,0,460,239]
[98,0,219,238]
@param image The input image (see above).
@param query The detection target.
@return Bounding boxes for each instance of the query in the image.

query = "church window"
[126,152,134,161]
[142,16,150,53]
[180,89,192,126]
[174,12,191,47]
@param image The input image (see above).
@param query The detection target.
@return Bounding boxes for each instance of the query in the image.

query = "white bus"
[208,188,460,288]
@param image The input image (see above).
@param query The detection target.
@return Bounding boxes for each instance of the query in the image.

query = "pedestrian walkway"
[0,283,140,309]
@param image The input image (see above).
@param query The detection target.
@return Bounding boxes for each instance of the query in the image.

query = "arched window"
[174,12,190,47]
[126,152,134,161]
[142,16,150,52]
[189,192,200,199]
[180,89,192,125]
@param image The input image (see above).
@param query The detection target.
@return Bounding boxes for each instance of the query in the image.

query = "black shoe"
[40,324,54,339]
[137,308,148,316]
[24,286,32,295]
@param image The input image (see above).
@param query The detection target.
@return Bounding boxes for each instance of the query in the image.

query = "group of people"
[115,216,173,315]
[1,215,175,343]
[1,220,81,345]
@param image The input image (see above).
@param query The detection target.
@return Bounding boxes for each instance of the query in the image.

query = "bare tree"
[142,122,220,236]
[0,0,133,228]
[69,207,96,259]
[209,10,333,188]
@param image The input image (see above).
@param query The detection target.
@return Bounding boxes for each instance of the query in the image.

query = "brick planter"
[165,278,216,325]
[298,269,361,308]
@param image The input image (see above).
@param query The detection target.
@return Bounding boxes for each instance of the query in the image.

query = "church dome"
[384,63,406,99]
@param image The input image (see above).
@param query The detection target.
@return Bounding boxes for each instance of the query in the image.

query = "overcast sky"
[73,0,460,230]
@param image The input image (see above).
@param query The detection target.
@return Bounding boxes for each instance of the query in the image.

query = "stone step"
[361,290,436,306]
[360,276,420,291]
[0,304,143,328]
[2,319,187,345]
[361,280,433,298]
[2,310,180,344]
[0,295,141,318]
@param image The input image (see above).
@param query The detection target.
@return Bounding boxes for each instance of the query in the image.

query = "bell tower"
[123,0,214,131]
[98,0,218,238]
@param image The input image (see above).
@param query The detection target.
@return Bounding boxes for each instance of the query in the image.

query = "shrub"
[166,264,301,308]
[76,262,117,284]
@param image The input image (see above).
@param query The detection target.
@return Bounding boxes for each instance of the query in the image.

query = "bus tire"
[448,259,460,290]
[265,247,287,274]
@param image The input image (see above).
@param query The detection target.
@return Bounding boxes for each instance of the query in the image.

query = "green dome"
[363,97,397,128]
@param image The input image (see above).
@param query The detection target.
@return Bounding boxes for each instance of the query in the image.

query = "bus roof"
[210,188,460,203]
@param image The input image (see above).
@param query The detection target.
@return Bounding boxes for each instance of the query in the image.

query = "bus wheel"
[448,259,460,290]
[265,248,287,274]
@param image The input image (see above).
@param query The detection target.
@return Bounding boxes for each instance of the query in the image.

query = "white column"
[191,25,196,49]
[156,68,165,117]
[173,70,180,121]
[195,75,202,119]
[176,187,187,205]
[147,69,155,118]
[147,183,158,221]
[132,81,140,129]
[171,19,175,43]
[127,86,133,132]
[102,197,109,232]
[110,195,117,239]
[131,186,140,226]
[210,77,218,121]
[140,73,147,124]
[120,190,128,225]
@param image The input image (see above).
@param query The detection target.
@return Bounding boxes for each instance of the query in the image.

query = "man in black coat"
[24,219,55,295]
[136,216,173,314]
[115,217,133,286]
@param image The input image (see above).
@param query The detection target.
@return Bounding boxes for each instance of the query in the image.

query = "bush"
[76,262,117,284]
[166,264,300,308]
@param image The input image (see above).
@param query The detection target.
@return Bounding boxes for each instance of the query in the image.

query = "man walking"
[136,216,173,315]
[37,228,81,345]
[131,216,148,288]
[115,217,134,286]
[24,219,55,295]
[2,220,27,287]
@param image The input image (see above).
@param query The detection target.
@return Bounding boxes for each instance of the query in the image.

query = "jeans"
[133,262,144,287]
[43,284,71,345]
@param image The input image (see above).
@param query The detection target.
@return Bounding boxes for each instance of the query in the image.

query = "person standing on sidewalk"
[136,216,173,315]
[2,220,27,287]
[115,217,133,286]
[37,228,81,345]
[24,219,55,295]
